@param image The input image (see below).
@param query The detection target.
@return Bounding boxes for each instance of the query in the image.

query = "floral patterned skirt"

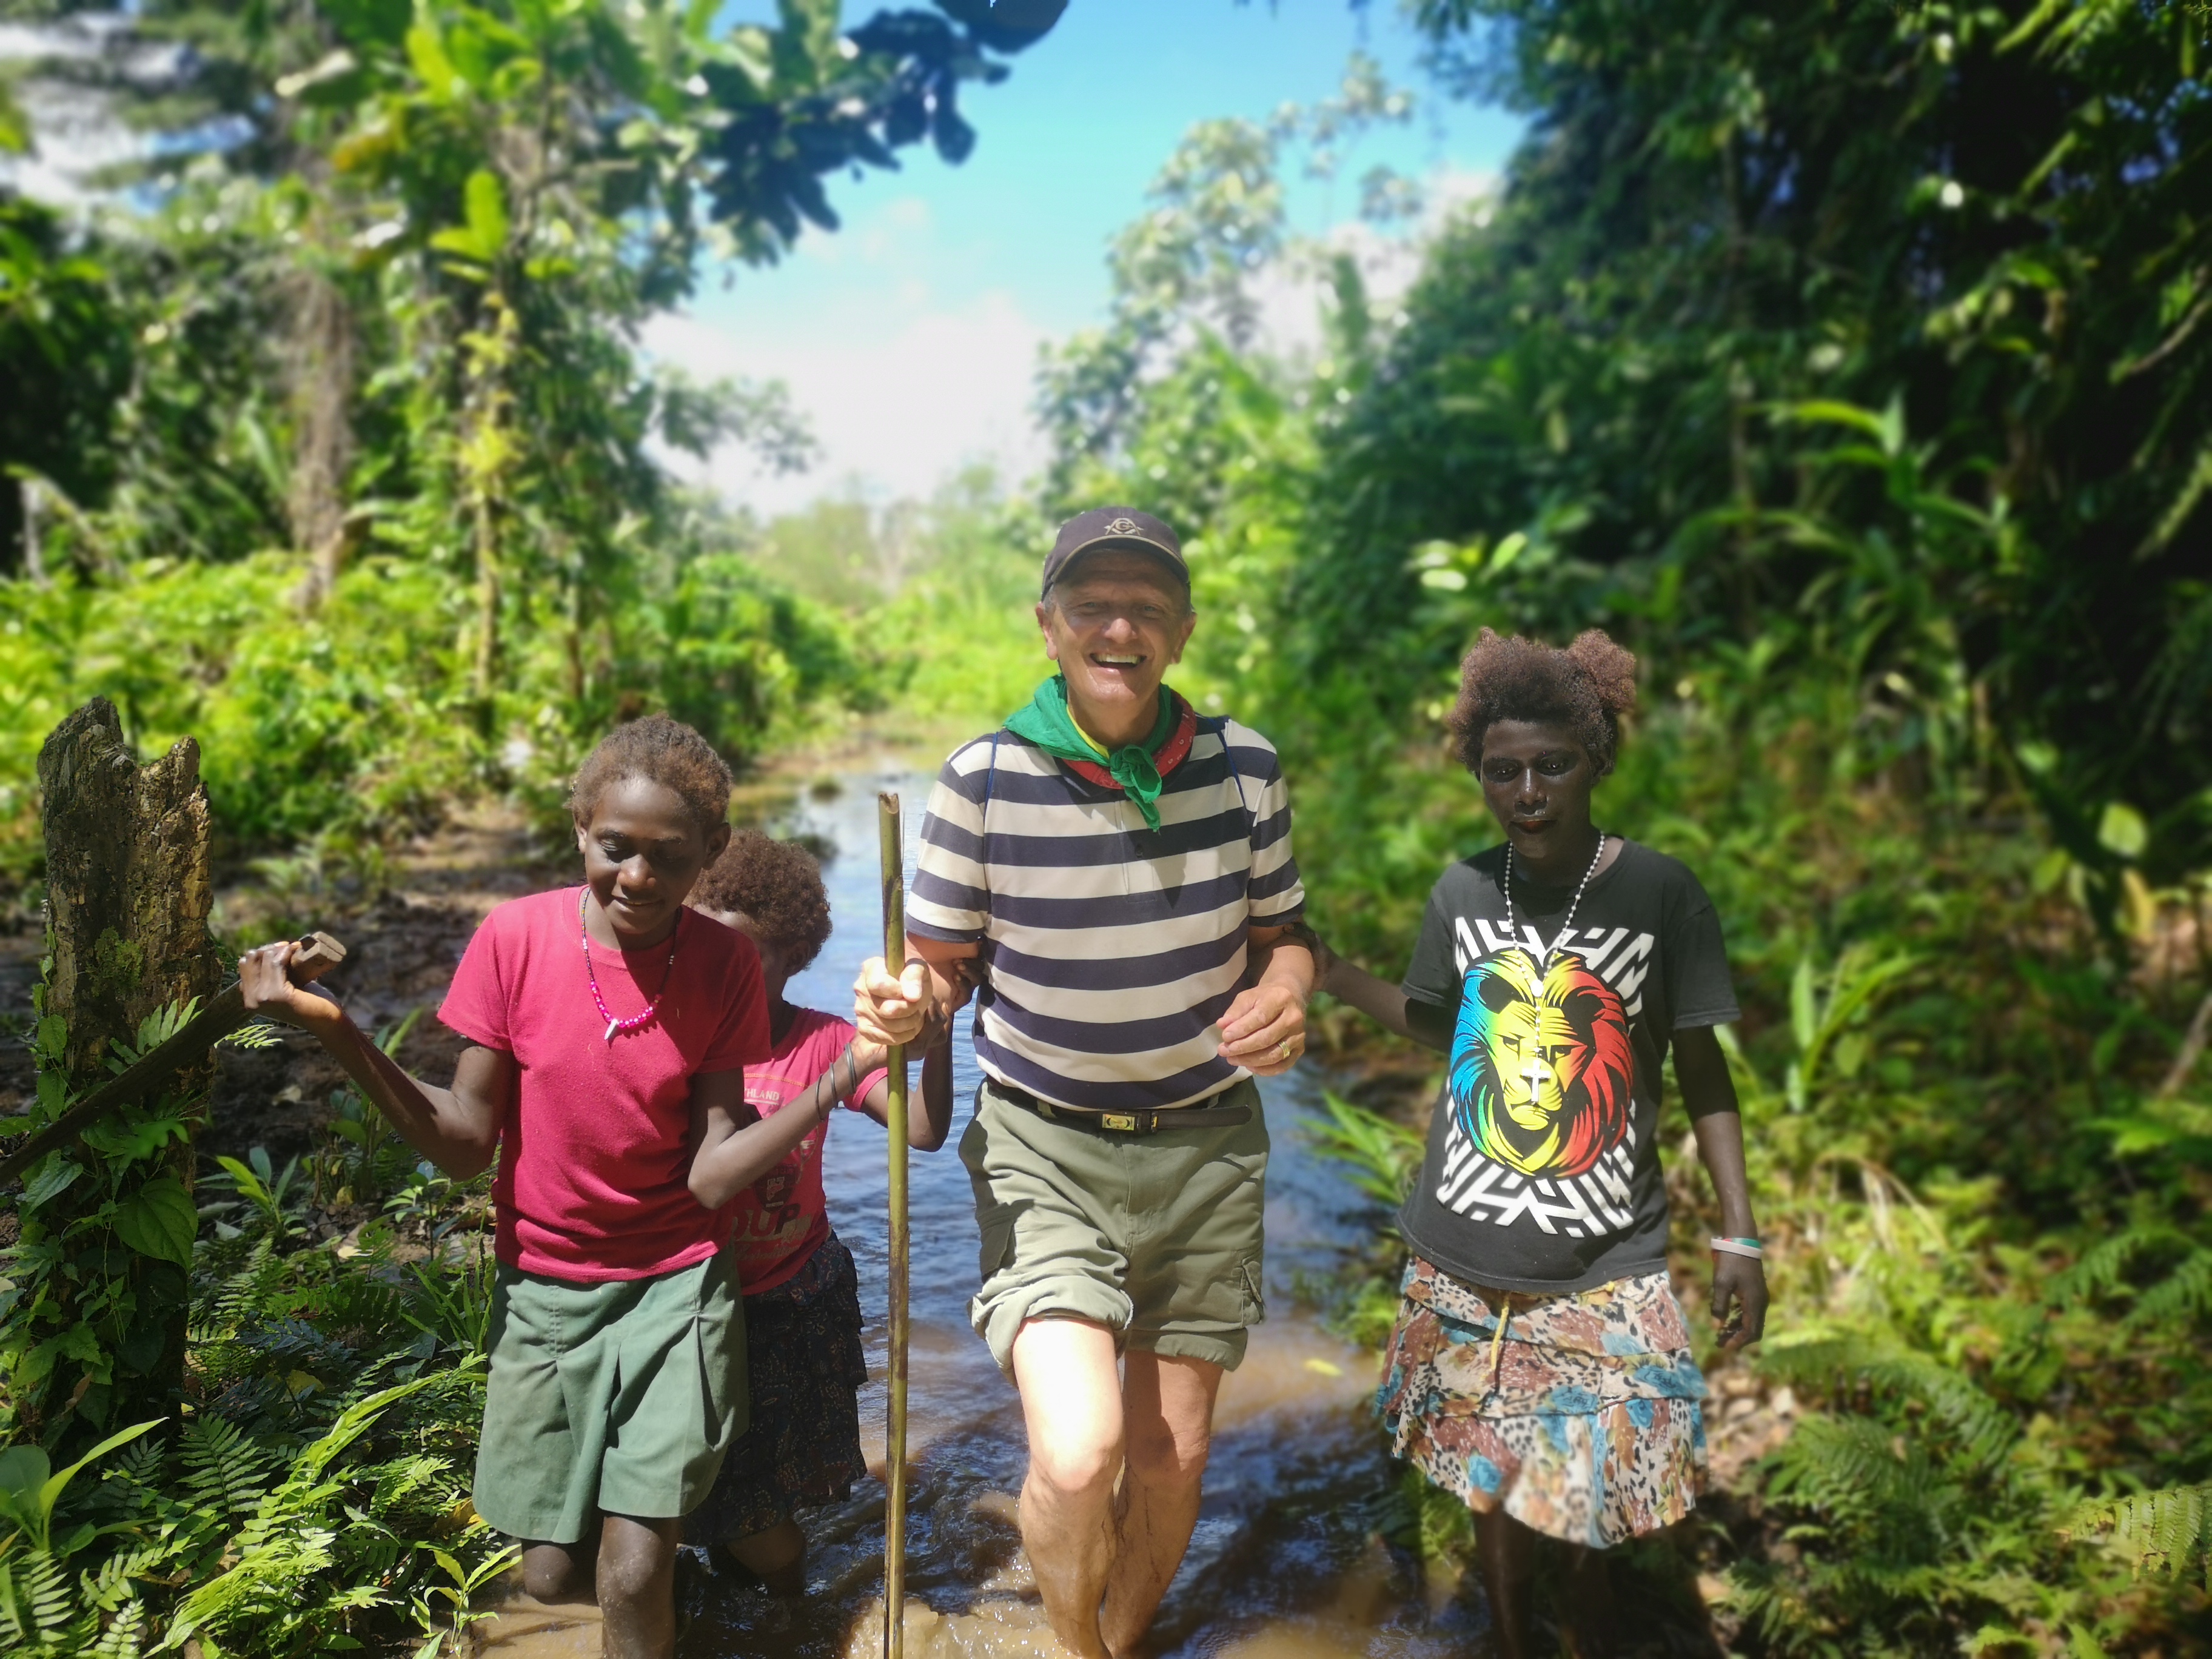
[1376,1255,1708,1547]
[683,1232,869,1547]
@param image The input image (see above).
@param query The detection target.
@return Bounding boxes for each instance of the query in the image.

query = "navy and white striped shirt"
[909,718,1305,1111]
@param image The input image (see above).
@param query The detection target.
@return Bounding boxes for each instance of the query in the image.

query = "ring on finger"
[1276,1038,1294,1062]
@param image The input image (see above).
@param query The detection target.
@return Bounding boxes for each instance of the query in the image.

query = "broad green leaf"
[215,1154,269,1202]
[21,1152,81,1212]
[405,19,462,96]
[0,1446,50,1524]
[431,169,509,264]
[1790,956,1818,1053]
[113,1174,199,1266]
[2097,801,2148,860]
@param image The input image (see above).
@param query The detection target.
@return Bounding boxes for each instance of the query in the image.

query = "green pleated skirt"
[473,1250,746,1544]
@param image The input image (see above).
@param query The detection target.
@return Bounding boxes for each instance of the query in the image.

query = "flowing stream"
[481,768,1490,1657]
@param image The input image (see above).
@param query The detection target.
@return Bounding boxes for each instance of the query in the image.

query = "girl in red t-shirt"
[680,831,962,1595]
[239,719,840,1659]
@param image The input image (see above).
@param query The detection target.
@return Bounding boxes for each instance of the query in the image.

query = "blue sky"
[646,1,1522,512]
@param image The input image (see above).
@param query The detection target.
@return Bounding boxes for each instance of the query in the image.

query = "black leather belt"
[989,1081,1252,1134]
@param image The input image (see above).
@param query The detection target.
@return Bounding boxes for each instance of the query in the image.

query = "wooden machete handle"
[0,931,350,1187]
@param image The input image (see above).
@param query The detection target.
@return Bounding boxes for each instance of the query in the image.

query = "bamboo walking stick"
[877,793,911,1659]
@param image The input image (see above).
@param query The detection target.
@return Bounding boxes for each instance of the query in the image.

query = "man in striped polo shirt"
[855,507,1314,1658]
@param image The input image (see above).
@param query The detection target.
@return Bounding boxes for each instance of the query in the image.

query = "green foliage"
[4,1134,509,1655]
[2070,1485,2212,1590]
[1306,1089,1424,1207]
[965,19,2212,1651]
[1305,0,2212,879]
[0,0,1071,872]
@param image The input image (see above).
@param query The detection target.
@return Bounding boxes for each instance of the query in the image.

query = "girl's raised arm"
[238,940,508,1179]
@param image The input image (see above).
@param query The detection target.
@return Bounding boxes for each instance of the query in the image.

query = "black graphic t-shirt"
[1396,838,1740,1295]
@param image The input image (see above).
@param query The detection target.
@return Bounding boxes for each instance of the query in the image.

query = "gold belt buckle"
[1099,1112,1138,1132]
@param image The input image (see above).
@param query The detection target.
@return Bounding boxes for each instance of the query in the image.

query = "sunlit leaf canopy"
[0,0,1076,856]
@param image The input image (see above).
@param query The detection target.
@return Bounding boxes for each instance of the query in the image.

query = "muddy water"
[482,769,1490,1658]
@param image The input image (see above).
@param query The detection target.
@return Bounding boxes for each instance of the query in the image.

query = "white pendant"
[605,1018,620,1044]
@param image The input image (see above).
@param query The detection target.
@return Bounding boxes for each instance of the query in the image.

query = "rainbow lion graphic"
[1448,947,1633,1179]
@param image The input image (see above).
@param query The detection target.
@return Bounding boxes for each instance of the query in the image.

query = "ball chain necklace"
[1503,830,1607,970]
[580,888,682,1044]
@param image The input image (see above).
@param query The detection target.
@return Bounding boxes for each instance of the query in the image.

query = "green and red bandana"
[1004,675,1198,831]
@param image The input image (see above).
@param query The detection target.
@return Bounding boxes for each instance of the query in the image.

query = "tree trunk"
[35,698,220,1435]
[20,475,50,589]
[286,269,358,610]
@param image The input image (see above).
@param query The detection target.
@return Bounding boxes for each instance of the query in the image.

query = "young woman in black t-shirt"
[1312,628,1768,1658]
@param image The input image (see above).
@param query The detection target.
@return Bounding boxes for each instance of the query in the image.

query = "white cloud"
[0,18,195,206]
[1252,165,1499,362]
[643,286,1051,518]
[646,164,1496,520]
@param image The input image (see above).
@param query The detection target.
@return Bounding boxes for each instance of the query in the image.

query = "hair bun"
[1566,629,1638,716]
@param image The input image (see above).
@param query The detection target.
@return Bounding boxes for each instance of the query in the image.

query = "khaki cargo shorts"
[959,1077,1269,1373]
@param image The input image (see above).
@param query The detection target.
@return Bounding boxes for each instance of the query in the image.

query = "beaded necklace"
[579,888,682,1044]
[1503,831,1607,968]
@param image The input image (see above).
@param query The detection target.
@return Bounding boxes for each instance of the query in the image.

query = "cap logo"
[1105,517,1142,535]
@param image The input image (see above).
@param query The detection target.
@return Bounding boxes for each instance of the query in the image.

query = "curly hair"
[1446,628,1639,776]
[690,831,834,971]
[568,714,732,836]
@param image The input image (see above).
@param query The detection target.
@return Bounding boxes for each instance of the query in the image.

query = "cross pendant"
[1519,1053,1552,1104]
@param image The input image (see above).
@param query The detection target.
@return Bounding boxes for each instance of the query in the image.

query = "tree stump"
[39,699,221,1083]
[30,697,221,1436]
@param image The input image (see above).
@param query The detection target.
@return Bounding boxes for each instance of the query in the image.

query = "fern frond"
[2046,1223,2189,1305]
[1761,1329,2016,1469]
[2067,1484,2212,1587]
[181,1415,276,1520]
[0,1552,91,1650]
[163,1523,345,1651]
[88,1598,147,1658]
[2128,1247,2212,1327]
[113,1436,165,1489]
[79,1543,168,1614]
[368,1454,457,1525]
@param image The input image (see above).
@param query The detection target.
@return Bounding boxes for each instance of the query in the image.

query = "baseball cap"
[1040,508,1188,598]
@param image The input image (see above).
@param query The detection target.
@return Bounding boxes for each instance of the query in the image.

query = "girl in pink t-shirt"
[239,719,842,1659]
[680,831,961,1595]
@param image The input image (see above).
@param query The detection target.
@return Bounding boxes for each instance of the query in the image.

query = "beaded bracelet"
[1709,1237,1764,1260]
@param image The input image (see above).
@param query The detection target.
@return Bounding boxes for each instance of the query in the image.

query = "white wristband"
[1709,1237,1763,1260]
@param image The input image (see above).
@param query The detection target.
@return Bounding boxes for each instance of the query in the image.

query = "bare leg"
[1010,1318,1127,1659]
[1475,1507,1537,1659]
[726,1517,807,1598]
[597,1513,682,1659]
[1099,1351,1221,1658]
[521,1533,598,1604]
[1561,1543,1618,1658]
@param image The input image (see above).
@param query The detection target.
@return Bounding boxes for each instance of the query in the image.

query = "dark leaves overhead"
[704,4,1056,253]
